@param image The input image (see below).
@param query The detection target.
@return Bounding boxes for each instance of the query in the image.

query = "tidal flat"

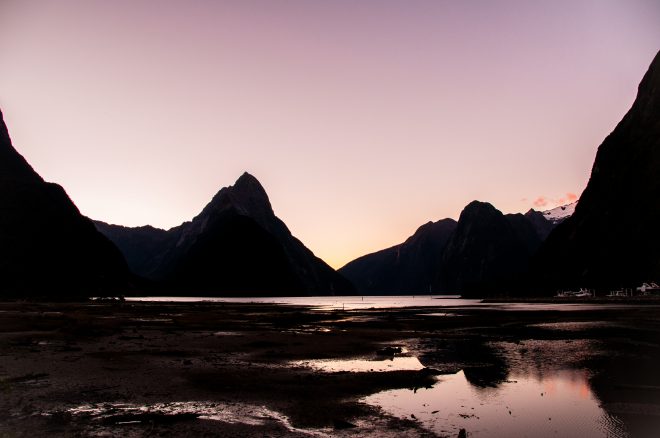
[0,300,659,437]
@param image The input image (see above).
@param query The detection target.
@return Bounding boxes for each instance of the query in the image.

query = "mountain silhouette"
[340,202,555,295]
[339,219,457,294]
[437,201,544,295]
[532,50,660,291]
[96,173,354,296]
[0,109,129,299]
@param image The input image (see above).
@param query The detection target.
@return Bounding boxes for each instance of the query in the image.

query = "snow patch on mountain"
[541,202,577,224]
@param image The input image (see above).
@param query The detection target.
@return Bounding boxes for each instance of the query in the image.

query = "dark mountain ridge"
[0,109,129,299]
[339,219,457,294]
[531,50,660,291]
[341,201,554,295]
[437,201,544,295]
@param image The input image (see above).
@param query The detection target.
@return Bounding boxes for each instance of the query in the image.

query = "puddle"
[294,356,426,373]
[363,369,628,437]
[55,401,324,435]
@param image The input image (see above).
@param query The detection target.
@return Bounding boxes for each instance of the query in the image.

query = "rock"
[376,346,403,356]
[333,419,357,429]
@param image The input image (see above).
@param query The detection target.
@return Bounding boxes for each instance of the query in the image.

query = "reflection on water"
[125,295,658,312]
[294,356,426,373]
[363,369,628,437]
[126,295,478,309]
[57,401,321,435]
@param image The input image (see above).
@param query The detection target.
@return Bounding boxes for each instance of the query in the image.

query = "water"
[125,295,655,311]
[293,356,426,373]
[126,295,475,310]
[363,369,628,437]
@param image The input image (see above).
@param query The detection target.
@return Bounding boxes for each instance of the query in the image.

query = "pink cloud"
[566,193,578,202]
[533,196,548,207]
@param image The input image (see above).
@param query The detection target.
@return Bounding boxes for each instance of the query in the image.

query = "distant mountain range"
[0,110,129,299]
[340,202,561,295]
[2,50,657,298]
[341,50,660,296]
[95,173,353,296]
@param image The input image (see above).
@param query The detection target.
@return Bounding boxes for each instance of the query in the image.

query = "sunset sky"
[1,1,659,268]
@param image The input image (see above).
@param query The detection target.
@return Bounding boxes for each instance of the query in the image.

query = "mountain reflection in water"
[363,369,627,437]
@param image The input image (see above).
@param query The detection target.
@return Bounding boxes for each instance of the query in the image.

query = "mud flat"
[1,300,659,437]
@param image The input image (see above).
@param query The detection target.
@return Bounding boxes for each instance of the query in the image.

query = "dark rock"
[333,419,357,429]
[376,346,403,356]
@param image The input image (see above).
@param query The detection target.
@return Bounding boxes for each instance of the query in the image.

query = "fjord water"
[126,295,473,309]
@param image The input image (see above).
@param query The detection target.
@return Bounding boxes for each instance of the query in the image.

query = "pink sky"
[1,1,658,268]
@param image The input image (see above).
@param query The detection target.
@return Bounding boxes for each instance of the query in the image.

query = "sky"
[1,1,659,269]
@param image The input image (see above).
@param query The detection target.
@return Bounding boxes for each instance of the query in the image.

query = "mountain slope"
[532,51,660,291]
[541,202,576,225]
[437,201,544,295]
[339,219,457,294]
[0,109,129,299]
[97,173,353,296]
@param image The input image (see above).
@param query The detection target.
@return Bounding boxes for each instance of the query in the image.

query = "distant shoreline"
[482,296,660,304]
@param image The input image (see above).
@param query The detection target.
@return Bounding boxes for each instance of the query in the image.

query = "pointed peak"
[234,171,261,186]
[229,171,269,203]
[200,171,274,226]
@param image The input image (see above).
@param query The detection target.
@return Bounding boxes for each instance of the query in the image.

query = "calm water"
[363,369,627,437]
[126,295,473,309]
[125,295,653,311]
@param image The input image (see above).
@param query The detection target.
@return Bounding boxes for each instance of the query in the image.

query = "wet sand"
[1,300,659,437]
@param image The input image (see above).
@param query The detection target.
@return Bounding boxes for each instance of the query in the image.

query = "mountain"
[339,219,457,294]
[96,173,354,296]
[532,51,660,291]
[92,222,169,279]
[0,109,129,299]
[339,202,557,295]
[437,201,544,295]
[524,209,558,241]
[540,202,576,225]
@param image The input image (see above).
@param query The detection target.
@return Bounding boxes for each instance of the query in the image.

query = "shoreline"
[1,300,659,436]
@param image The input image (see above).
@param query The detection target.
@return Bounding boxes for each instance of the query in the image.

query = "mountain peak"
[197,172,274,227]
[459,201,502,222]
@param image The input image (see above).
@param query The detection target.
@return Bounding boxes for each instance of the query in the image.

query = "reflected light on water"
[293,356,426,373]
[363,369,628,437]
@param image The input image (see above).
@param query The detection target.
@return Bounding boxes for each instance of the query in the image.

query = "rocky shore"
[1,300,659,437]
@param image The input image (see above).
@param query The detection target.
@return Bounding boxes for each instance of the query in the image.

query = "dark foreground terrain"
[1,300,659,437]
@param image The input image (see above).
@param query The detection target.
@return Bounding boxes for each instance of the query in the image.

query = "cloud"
[533,196,548,207]
[530,192,578,210]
